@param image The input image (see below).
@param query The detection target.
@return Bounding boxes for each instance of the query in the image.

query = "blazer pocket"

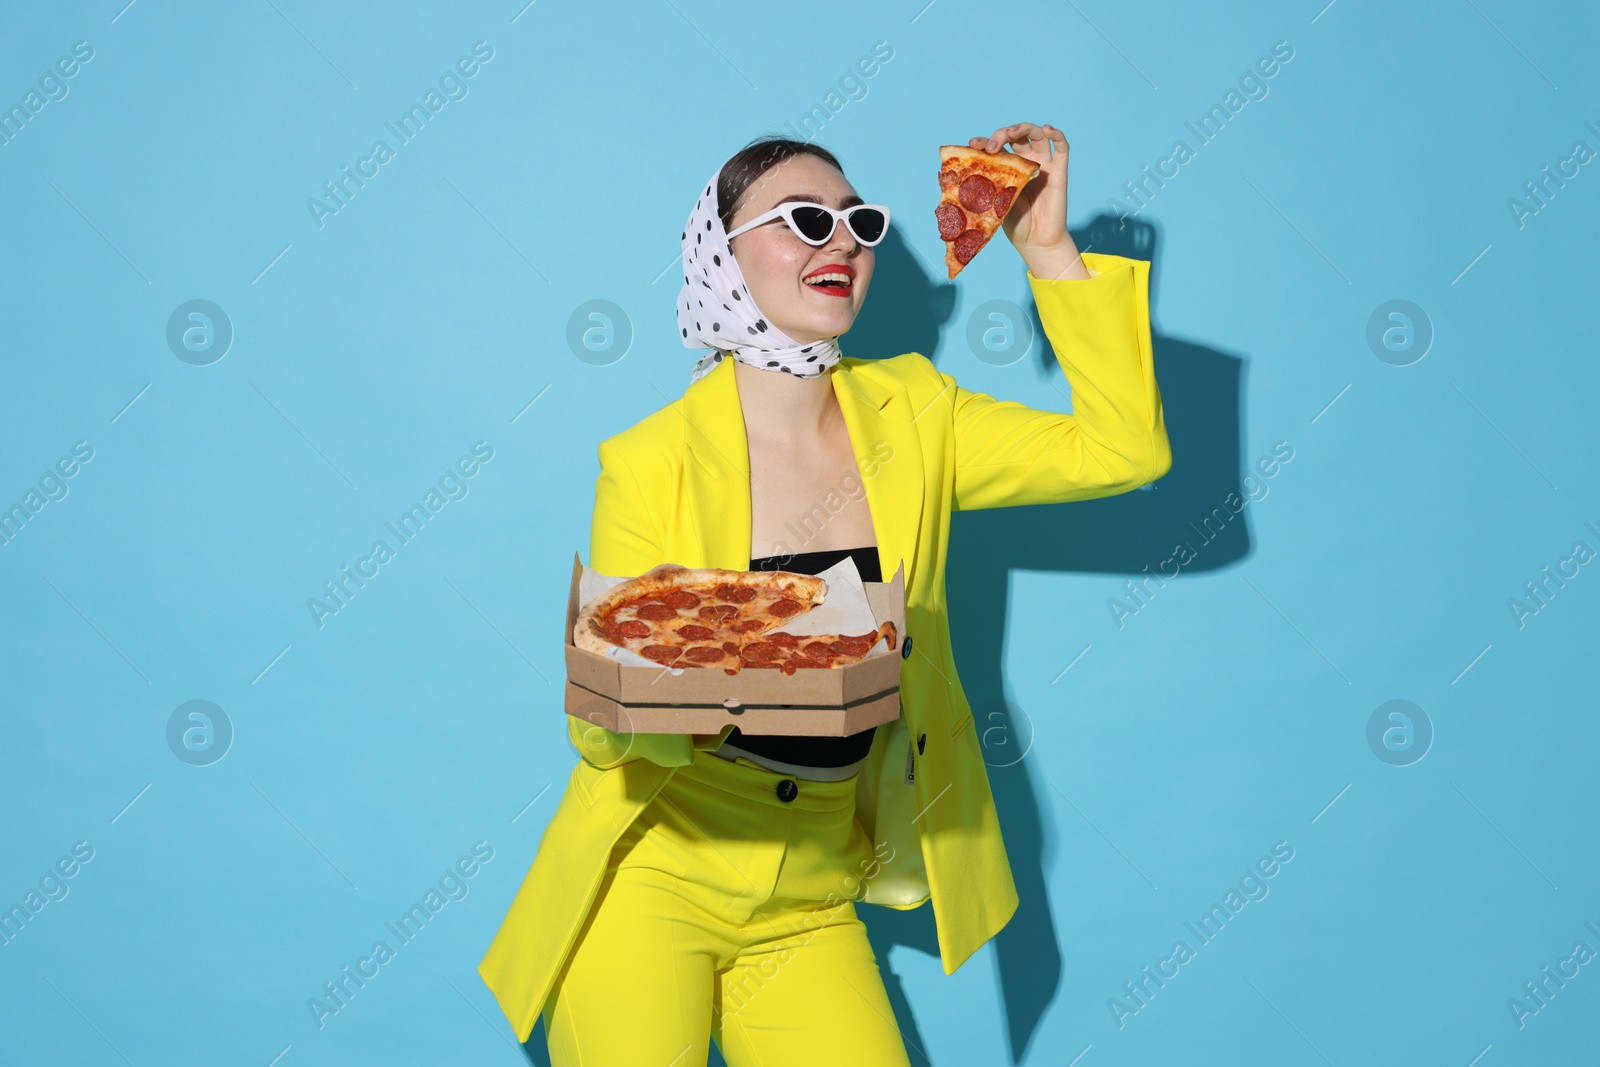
[949,711,974,742]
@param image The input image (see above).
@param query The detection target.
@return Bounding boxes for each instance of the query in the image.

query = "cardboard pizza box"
[563,552,905,736]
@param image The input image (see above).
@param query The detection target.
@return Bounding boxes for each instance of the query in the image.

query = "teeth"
[804,273,851,287]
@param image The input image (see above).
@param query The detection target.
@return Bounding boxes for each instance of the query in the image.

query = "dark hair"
[716,136,845,232]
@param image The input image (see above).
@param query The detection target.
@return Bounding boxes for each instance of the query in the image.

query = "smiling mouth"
[802,269,853,298]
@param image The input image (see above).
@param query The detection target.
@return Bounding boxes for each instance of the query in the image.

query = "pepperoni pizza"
[575,563,897,676]
[935,145,1041,278]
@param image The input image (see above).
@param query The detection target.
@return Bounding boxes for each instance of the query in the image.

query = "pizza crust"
[938,144,1042,184]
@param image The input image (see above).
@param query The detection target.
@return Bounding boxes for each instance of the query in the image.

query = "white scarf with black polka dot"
[678,163,843,383]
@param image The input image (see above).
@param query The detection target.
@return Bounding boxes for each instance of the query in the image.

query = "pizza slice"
[935,145,1041,279]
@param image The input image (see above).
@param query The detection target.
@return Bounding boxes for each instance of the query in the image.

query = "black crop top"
[724,545,884,768]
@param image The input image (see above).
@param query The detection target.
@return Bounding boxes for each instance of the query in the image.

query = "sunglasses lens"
[788,206,836,244]
[848,208,886,244]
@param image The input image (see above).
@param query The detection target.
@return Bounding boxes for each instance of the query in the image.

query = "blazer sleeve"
[567,438,736,770]
[939,252,1172,511]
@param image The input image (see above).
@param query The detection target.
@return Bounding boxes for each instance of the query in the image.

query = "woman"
[480,124,1172,1064]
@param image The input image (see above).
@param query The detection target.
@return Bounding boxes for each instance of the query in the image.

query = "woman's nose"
[824,218,858,254]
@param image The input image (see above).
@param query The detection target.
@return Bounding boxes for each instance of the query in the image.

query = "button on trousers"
[541,748,914,1066]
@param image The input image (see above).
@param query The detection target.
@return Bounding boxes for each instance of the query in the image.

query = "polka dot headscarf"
[677,161,842,383]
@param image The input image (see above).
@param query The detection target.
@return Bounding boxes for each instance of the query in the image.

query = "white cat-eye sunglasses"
[726,201,891,247]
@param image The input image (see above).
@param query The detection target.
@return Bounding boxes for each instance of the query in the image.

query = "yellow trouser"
[541,748,914,1066]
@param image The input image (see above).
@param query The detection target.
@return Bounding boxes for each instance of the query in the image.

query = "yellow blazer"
[478,251,1172,1042]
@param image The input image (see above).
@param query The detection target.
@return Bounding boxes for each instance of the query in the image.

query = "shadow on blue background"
[862,215,1252,1063]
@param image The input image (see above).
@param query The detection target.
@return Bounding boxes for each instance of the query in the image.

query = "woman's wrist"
[1020,234,1092,281]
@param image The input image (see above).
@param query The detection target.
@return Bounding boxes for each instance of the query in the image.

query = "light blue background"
[2,1,1597,1064]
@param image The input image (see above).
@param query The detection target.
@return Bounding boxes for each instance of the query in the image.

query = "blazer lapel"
[671,359,751,569]
[831,360,926,584]
[676,356,925,582]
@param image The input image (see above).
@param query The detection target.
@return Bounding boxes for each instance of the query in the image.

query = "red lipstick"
[801,263,854,298]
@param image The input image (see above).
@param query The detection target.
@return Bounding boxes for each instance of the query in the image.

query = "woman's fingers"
[988,122,1042,150]
[973,123,1069,166]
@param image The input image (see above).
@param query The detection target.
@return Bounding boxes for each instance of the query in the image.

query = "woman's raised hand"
[968,122,1087,280]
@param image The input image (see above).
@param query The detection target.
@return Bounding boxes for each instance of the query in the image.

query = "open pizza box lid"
[563,552,905,736]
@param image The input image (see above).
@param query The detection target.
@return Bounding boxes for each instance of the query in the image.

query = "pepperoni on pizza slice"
[742,621,899,675]
[594,592,730,670]
[935,145,1041,279]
